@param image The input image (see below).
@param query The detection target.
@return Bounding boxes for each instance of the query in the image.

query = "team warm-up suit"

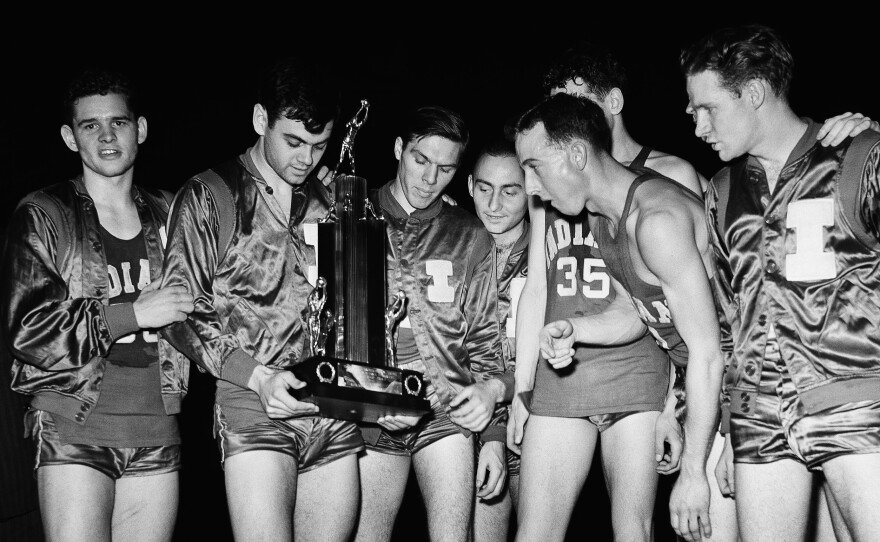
[705,122,880,466]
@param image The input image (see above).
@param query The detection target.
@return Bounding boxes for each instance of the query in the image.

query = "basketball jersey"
[593,169,704,367]
[529,198,668,417]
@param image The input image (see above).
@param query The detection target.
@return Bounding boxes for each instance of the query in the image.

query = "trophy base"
[290,356,431,423]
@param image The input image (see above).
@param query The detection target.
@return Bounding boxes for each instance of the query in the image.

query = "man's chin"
[281,173,310,186]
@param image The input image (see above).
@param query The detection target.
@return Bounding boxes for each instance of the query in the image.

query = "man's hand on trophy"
[376,414,423,431]
[316,165,335,188]
[447,379,505,433]
[248,365,319,418]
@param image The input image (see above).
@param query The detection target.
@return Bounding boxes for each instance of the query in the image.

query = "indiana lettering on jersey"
[632,297,672,325]
[107,257,156,344]
[545,217,610,300]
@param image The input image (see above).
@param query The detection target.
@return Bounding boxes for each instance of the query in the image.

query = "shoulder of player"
[633,187,698,238]
[645,152,702,190]
[439,206,494,253]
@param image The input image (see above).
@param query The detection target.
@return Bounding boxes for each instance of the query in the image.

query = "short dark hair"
[515,93,612,154]
[399,105,470,153]
[680,24,794,99]
[478,134,517,161]
[258,57,341,133]
[542,41,628,99]
[63,69,138,125]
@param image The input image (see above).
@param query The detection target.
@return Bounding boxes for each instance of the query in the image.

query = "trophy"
[290,100,430,422]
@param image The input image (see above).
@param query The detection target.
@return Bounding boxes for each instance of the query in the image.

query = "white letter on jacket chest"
[785,198,837,282]
[302,223,318,286]
[426,260,454,302]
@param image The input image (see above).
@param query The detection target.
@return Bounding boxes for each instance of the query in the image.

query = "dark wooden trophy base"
[290,356,430,423]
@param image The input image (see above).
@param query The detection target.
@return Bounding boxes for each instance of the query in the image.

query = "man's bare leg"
[600,411,660,542]
[412,434,475,542]
[735,460,813,542]
[705,432,739,542]
[354,449,411,542]
[515,415,599,542]
[38,464,114,542]
[813,480,851,542]
[821,452,880,541]
[474,483,512,542]
[294,454,360,542]
[113,472,179,542]
[474,468,520,542]
[224,450,297,541]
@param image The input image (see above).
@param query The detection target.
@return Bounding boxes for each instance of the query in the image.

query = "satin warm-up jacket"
[159,149,333,428]
[497,223,529,401]
[707,122,880,430]
[1,177,187,423]
[373,183,510,441]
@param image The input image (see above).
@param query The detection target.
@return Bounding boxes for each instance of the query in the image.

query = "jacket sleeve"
[705,180,736,434]
[859,140,880,244]
[462,232,509,442]
[159,178,260,389]
[1,202,137,370]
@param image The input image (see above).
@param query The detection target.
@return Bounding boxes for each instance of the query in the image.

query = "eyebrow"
[76,115,131,127]
[475,179,523,190]
[412,149,458,168]
[283,133,331,146]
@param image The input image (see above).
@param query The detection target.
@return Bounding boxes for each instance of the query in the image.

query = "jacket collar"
[746,117,820,171]
[378,180,444,221]
[70,175,147,207]
[511,221,530,254]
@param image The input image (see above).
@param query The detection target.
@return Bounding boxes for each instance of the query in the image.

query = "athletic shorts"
[28,410,180,479]
[368,388,469,456]
[730,341,880,470]
[215,405,364,473]
[524,388,654,432]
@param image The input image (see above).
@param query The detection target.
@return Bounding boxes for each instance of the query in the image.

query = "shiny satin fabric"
[708,121,880,415]
[160,149,334,430]
[2,178,188,420]
[372,183,509,441]
[28,410,181,479]
[730,340,880,469]
[214,405,364,473]
[496,223,529,375]
[371,386,467,455]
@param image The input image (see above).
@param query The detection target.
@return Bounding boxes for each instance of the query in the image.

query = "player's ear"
[746,79,766,110]
[467,174,475,197]
[394,137,404,161]
[60,125,78,152]
[137,117,148,144]
[570,141,589,171]
[253,104,269,136]
[607,88,624,115]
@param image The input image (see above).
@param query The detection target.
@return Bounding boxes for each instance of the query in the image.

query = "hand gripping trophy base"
[292,280,428,422]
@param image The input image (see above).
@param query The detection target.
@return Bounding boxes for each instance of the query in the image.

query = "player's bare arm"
[538,274,647,370]
[508,196,547,454]
[635,201,724,542]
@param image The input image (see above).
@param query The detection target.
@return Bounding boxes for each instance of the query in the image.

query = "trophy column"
[291,100,429,423]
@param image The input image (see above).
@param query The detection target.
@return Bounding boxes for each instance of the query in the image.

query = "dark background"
[1,10,874,542]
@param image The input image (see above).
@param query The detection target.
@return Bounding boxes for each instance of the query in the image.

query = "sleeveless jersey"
[529,202,668,417]
[593,169,703,368]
